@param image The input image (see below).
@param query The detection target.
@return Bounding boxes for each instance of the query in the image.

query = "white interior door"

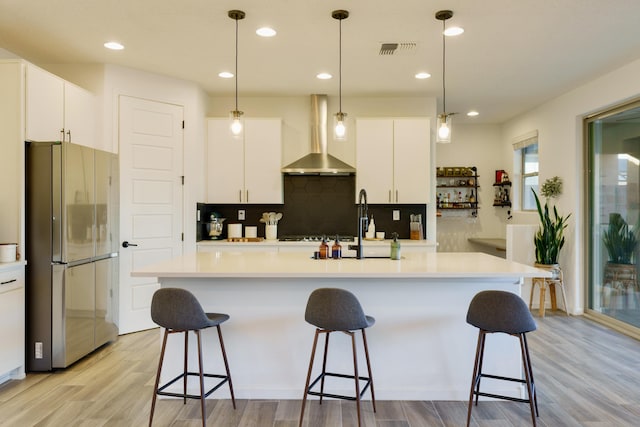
[118,96,184,334]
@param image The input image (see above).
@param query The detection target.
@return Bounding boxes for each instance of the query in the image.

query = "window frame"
[512,130,539,211]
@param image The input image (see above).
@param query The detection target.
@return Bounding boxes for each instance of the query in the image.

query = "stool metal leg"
[349,330,362,427]
[360,328,376,412]
[474,331,487,406]
[319,331,330,405]
[183,331,188,404]
[149,329,169,427]
[466,330,483,427]
[216,325,236,409]
[521,333,539,418]
[299,328,321,427]
[196,330,206,427]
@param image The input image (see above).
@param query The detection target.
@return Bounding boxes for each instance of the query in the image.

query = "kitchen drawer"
[0,265,24,293]
[0,265,25,380]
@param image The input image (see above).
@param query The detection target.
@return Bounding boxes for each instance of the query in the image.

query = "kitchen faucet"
[349,188,369,259]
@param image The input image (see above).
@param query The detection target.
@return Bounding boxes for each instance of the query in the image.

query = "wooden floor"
[2,312,640,426]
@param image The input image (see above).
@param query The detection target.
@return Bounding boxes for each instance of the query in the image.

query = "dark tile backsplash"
[197,175,426,240]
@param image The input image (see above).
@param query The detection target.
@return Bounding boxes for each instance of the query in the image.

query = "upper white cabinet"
[26,64,97,148]
[356,118,430,204]
[207,118,283,204]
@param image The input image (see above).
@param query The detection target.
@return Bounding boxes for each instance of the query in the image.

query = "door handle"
[122,241,138,248]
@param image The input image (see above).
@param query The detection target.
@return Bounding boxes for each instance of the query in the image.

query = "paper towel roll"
[228,223,242,238]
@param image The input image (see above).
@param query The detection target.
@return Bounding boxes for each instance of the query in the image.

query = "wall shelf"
[436,166,478,217]
[492,179,511,207]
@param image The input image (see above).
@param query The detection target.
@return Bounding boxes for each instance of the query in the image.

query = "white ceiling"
[2,0,640,124]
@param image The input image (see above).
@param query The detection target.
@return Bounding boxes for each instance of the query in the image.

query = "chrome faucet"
[349,188,369,259]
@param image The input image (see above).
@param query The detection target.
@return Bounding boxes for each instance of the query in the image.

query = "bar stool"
[466,290,539,427]
[299,288,376,427]
[149,288,235,427]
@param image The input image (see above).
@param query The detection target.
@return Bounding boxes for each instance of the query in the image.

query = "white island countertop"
[133,251,549,279]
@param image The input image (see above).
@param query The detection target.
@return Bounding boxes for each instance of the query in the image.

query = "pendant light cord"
[339,17,343,113]
[235,17,239,111]
[441,18,446,114]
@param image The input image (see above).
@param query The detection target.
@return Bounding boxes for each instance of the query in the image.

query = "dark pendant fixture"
[435,10,454,143]
[332,10,349,141]
[228,9,245,138]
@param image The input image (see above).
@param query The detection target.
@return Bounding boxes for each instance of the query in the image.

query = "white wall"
[435,124,509,252]
[502,57,640,315]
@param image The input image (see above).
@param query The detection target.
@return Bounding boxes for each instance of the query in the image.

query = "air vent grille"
[379,42,417,55]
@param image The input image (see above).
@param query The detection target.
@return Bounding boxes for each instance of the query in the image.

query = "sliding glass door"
[586,101,640,330]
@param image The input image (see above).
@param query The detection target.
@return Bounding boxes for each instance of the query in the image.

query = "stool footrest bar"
[157,372,230,400]
[306,372,372,401]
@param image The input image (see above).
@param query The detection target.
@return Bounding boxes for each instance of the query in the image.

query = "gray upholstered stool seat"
[299,288,376,427]
[466,290,539,427]
[149,288,235,427]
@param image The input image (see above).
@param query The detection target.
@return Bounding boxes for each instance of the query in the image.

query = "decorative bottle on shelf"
[331,235,342,259]
[469,190,476,204]
[390,232,401,260]
[319,236,329,259]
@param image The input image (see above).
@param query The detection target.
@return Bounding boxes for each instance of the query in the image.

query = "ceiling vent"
[379,42,417,55]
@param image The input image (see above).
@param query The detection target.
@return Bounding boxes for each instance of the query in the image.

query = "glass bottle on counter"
[332,235,342,259]
[319,236,329,259]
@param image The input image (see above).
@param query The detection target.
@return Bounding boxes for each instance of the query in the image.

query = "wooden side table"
[530,264,569,317]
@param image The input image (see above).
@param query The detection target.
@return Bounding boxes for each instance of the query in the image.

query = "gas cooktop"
[278,235,354,242]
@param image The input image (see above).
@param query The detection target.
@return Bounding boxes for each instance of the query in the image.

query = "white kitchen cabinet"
[26,64,97,148]
[356,118,430,204]
[207,118,283,204]
[0,263,26,383]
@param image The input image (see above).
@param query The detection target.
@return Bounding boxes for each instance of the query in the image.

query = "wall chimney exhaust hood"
[281,94,356,175]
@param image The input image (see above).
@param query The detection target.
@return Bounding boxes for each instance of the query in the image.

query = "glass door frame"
[583,97,640,340]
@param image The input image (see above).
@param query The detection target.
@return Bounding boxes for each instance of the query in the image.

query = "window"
[513,131,539,210]
[522,144,539,210]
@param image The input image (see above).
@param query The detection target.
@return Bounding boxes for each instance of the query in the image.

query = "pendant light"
[436,10,454,143]
[228,10,245,138]
[332,10,349,141]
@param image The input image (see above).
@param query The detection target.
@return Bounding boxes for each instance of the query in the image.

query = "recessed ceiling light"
[316,73,332,80]
[104,41,124,50]
[467,111,479,117]
[256,27,276,37]
[444,26,464,36]
[218,71,234,78]
[415,72,431,79]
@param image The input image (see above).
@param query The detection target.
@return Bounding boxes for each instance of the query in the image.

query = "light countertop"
[133,251,550,279]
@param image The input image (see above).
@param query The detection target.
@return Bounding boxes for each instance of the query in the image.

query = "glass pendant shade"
[437,114,452,143]
[334,112,347,141]
[230,110,244,137]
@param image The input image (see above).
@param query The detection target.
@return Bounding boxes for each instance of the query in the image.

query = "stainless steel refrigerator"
[26,140,119,371]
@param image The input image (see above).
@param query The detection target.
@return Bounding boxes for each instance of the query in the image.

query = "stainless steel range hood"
[281,94,356,175]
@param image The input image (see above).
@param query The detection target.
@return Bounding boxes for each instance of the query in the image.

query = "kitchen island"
[133,251,549,400]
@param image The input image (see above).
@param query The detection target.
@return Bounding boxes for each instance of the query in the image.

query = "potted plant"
[532,185,570,271]
[603,213,638,265]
